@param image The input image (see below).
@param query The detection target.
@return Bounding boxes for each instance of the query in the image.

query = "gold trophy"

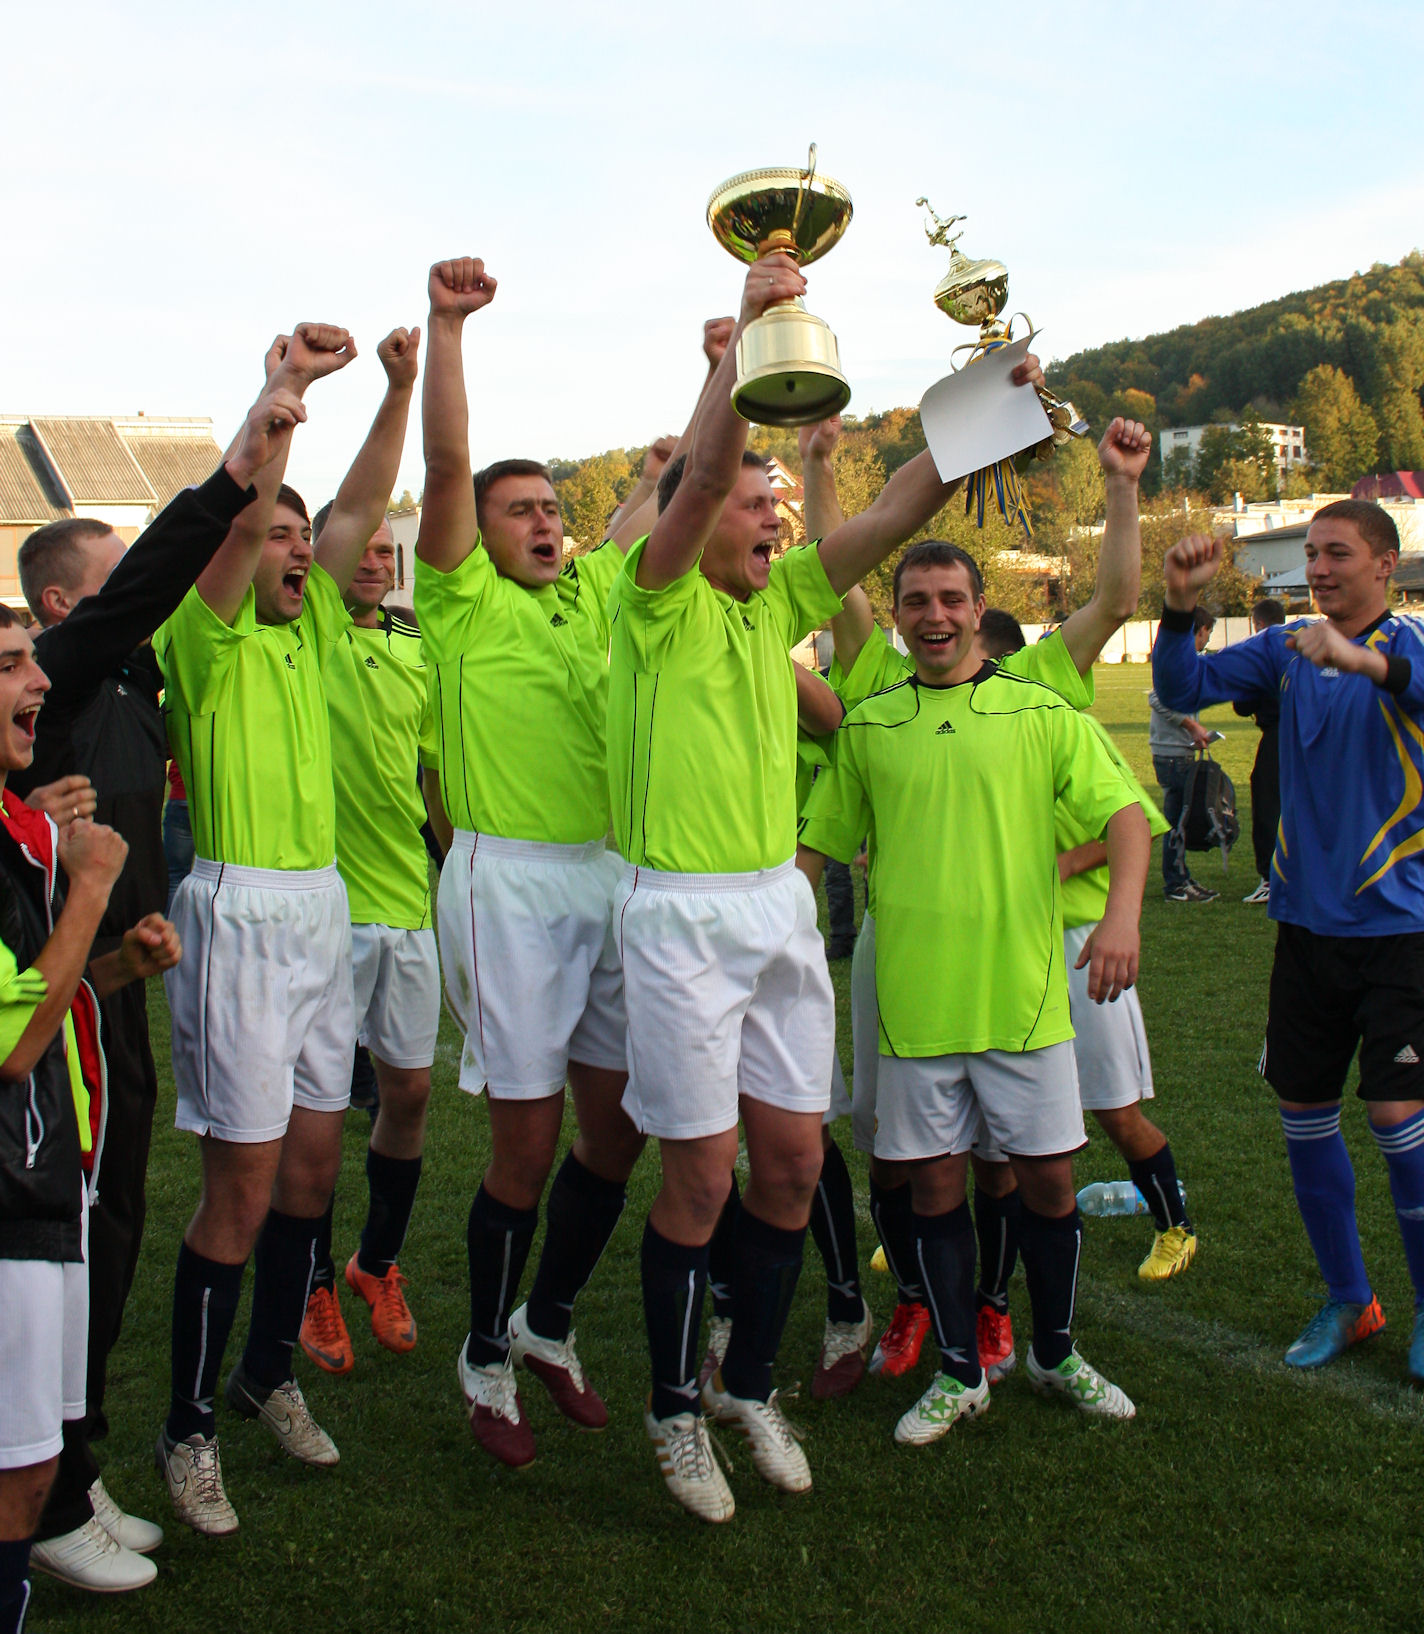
[707,145,853,426]
[916,199,1088,534]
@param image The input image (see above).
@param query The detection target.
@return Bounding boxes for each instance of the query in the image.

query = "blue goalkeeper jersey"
[1152,607,1424,937]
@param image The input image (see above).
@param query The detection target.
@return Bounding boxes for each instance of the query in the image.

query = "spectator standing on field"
[1234,598,1286,904]
[1148,606,1218,903]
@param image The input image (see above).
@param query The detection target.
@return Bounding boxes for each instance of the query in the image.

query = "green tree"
[1295,364,1380,488]
[389,487,419,513]
[1055,435,1106,525]
[556,452,623,550]
[1371,320,1424,471]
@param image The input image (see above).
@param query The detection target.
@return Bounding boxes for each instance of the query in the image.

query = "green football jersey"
[156,564,349,871]
[799,665,1137,1056]
[607,539,843,874]
[326,609,440,930]
[1058,716,1168,929]
[414,537,625,844]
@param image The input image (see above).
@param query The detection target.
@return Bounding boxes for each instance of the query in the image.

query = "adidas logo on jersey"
[284,654,296,669]
[741,613,754,631]
[365,655,379,669]
[935,720,955,735]
[1395,1044,1420,1065]
[550,613,567,627]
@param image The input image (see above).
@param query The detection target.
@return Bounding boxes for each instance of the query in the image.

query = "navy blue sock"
[244,1209,321,1389]
[1280,1106,1371,1304]
[1372,1108,1424,1304]
[869,1176,924,1305]
[721,1208,807,1402]
[973,1182,1021,1312]
[465,1185,537,1367]
[642,1220,709,1420]
[310,1197,336,1294]
[810,1139,864,1324]
[0,1540,31,1634]
[913,1202,981,1386]
[707,1175,740,1320]
[168,1242,244,1441]
[358,1150,423,1277]
[1129,1142,1191,1232]
[525,1152,626,1341]
[1020,1205,1082,1371]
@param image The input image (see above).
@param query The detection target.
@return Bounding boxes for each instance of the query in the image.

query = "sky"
[4,0,1420,506]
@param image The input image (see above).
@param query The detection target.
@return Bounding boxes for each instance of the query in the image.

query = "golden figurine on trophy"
[916,198,1088,534]
[707,145,853,426]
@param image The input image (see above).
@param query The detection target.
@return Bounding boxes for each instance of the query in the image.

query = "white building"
[1161,420,1308,482]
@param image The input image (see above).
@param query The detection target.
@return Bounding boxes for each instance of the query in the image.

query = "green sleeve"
[607,536,704,672]
[798,735,871,865]
[411,536,496,665]
[1052,709,1139,840]
[764,545,845,646]
[0,940,48,1063]
[154,583,252,715]
[837,628,911,711]
[1000,629,1095,709]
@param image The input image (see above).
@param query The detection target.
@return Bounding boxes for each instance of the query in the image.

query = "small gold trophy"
[917,199,1088,534]
[707,145,853,426]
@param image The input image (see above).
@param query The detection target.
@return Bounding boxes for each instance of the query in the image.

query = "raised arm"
[609,317,736,552]
[797,416,846,541]
[195,325,355,623]
[1153,534,1283,711]
[638,258,806,590]
[314,327,420,595]
[416,258,497,574]
[830,583,877,673]
[606,434,679,548]
[1057,417,1150,677]
[795,662,845,735]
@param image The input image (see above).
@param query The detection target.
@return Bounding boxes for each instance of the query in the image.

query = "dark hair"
[1312,498,1400,558]
[1193,606,1216,633]
[18,518,114,624]
[275,484,308,523]
[656,450,768,515]
[979,607,1026,658]
[0,604,22,630]
[1252,598,1286,628]
[892,540,984,606]
[473,459,553,527]
[310,501,333,541]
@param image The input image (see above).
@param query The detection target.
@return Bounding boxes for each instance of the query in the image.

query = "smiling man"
[414,258,645,1473]
[1152,500,1424,1381]
[797,542,1147,1445]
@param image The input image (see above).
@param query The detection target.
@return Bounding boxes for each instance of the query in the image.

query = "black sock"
[525,1152,627,1341]
[973,1184,1022,1312]
[310,1198,336,1294]
[642,1220,709,1420]
[0,1540,31,1634]
[810,1138,864,1324]
[358,1150,423,1277]
[721,1207,807,1402]
[707,1174,740,1320]
[465,1185,537,1367]
[168,1242,244,1441]
[1128,1143,1191,1232]
[243,1210,321,1390]
[869,1176,924,1304]
[913,1202,981,1386]
[1020,1205,1082,1371]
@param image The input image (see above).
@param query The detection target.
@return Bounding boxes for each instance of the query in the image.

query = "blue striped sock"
[1280,1105,1371,1304]
[1372,1107,1424,1305]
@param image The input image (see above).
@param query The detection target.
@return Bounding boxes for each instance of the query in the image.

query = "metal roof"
[0,422,68,524]
[114,420,222,504]
[30,417,155,505]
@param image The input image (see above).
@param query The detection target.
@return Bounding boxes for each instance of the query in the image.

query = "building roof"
[1354,471,1424,501]
[29,417,155,505]
[113,419,222,503]
[0,422,68,524]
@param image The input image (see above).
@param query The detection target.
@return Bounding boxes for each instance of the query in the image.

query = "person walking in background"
[1234,599,1286,904]
[1148,607,1218,903]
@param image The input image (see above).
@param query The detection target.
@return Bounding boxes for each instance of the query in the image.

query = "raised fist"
[1163,532,1225,609]
[798,415,843,463]
[703,317,735,367]
[116,913,183,983]
[378,326,422,391]
[282,323,357,384]
[429,258,497,318]
[740,254,806,325]
[227,387,307,488]
[641,436,678,484]
[1098,417,1151,482]
[58,819,128,895]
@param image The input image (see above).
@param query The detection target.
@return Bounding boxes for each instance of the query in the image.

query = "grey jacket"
[1147,690,1197,757]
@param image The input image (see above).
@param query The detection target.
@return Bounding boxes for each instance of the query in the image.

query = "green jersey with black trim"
[799,664,1137,1055]
[414,537,624,843]
[607,539,844,873]
[326,609,440,930]
[1058,716,1168,929]
[156,564,349,871]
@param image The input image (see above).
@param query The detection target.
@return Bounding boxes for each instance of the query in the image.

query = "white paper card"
[918,336,1053,485]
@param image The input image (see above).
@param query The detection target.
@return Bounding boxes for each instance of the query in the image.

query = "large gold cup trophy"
[917,199,1088,535]
[707,145,853,426]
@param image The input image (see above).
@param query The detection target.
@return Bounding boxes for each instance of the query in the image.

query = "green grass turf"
[32,664,1424,1634]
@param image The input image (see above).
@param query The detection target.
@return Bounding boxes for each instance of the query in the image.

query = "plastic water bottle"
[1076,1180,1187,1216]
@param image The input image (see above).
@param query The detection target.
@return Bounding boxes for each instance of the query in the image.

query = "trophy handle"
[789,142,818,248]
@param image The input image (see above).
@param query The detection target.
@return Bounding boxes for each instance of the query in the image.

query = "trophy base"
[732,306,851,427]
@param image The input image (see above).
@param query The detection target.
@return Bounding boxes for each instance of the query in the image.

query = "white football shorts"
[351,922,441,1070]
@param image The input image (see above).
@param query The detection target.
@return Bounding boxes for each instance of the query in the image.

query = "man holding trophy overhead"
[607,153,1047,1522]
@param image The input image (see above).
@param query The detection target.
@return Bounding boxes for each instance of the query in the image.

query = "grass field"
[31,665,1424,1634]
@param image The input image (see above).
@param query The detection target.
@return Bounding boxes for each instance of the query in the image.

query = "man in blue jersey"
[1152,501,1424,1378]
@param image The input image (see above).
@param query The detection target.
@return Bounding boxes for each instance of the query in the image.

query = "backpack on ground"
[1178,749,1239,866]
